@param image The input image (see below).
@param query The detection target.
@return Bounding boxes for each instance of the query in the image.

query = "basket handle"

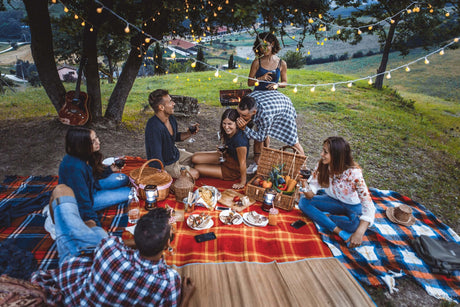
[280,145,301,154]
[136,159,165,180]
[184,169,195,185]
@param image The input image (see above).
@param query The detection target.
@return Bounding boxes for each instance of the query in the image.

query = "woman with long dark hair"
[299,137,375,248]
[192,109,249,189]
[58,127,130,226]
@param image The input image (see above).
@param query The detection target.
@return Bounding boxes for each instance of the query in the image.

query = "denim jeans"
[93,173,131,212]
[52,196,108,265]
[298,194,362,233]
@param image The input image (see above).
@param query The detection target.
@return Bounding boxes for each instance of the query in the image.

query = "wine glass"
[218,145,227,163]
[114,156,126,180]
[188,123,198,143]
[299,163,311,179]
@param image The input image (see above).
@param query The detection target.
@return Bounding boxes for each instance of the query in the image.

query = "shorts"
[221,153,240,181]
[164,149,193,179]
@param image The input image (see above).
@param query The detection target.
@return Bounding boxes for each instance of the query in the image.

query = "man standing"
[145,89,199,179]
[32,184,195,306]
[236,91,305,174]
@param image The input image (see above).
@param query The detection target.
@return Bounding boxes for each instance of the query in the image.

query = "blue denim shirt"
[58,154,100,226]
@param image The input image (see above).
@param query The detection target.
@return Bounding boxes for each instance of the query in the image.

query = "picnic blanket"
[315,188,460,303]
[0,157,332,276]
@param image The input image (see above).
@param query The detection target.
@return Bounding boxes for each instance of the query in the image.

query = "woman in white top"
[299,137,375,248]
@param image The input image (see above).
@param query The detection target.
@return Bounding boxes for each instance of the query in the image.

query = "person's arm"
[247,60,259,86]
[179,277,195,307]
[278,60,287,88]
[233,146,248,189]
[241,113,273,143]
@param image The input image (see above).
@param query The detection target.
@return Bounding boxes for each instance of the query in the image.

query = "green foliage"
[195,47,207,72]
[228,54,235,69]
[282,50,305,69]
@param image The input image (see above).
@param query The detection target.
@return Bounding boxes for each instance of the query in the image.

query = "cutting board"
[218,189,256,212]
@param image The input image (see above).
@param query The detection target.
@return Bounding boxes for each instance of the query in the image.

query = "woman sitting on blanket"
[58,127,130,226]
[192,109,249,189]
[299,136,375,248]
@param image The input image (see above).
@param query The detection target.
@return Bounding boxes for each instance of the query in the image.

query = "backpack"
[412,235,460,275]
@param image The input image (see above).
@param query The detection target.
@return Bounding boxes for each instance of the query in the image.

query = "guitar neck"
[74,58,86,100]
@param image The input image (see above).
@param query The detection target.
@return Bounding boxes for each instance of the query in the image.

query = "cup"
[269,207,279,226]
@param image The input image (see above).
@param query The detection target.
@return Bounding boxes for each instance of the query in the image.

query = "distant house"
[57,64,78,82]
[168,38,196,50]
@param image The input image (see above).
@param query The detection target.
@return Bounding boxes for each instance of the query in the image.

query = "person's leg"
[192,151,220,165]
[298,194,347,232]
[329,204,362,233]
[98,173,129,190]
[194,164,223,179]
[92,186,131,212]
[51,185,107,264]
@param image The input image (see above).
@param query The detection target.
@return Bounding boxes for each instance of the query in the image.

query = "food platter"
[219,210,243,225]
[217,189,255,212]
[242,211,268,227]
[187,213,214,230]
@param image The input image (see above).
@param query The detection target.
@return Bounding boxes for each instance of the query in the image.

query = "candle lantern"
[144,185,158,211]
[262,188,277,212]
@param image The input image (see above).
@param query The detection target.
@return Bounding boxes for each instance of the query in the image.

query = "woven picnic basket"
[129,159,173,201]
[171,168,195,201]
[245,146,307,211]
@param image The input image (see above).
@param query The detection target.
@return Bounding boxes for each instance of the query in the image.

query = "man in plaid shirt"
[31,184,195,306]
[237,91,305,172]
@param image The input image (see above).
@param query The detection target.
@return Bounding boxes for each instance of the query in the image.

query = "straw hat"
[386,204,416,226]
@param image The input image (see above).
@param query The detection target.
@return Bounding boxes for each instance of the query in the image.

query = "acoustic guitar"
[58,58,90,126]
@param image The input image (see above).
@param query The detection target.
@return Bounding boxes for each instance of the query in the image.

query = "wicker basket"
[171,169,195,201]
[129,159,173,201]
[245,146,307,211]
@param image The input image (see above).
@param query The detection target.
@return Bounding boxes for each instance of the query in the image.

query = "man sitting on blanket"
[31,184,195,307]
[236,92,305,174]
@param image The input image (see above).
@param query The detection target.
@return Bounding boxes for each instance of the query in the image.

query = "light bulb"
[445,12,450,17]
[90,27,94,32]
[214,70,219,77]
[74,14,78,19]
[191,61,196,68]
[273,83,278,89]
[347,82,352,88]
[336,29,341,35]
[124,24,130,33]
[390,19,395,24]
[331,84,336,92]
[97,7,103,14]
[424,57,429,64]
[145,37,151,43]
[310,87,315,93]
[51,0,56,3]
[405,66,410,72]
[318,14,322,19]
[307,51,311,55]
[439,49,444,55]
[407,9,412,14]
[255,81,259,86]
[454,38,459,43]
[81,21,85,26]
[308,18,314,23]
[233,76,238,83]
[176,75,179,79]
[64,6,69,12]
[171,51,176,59]
[357,29,362,35]
[386,72,391,79]
[368,26,373,30]
[368,78,373,85]
[293,86,298,93]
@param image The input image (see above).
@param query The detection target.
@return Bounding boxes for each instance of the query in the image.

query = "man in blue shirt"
[145,89,200,179]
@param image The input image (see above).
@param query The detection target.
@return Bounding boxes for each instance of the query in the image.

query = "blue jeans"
[298,194,362,233]
[93,173,131,212]
[52,196,108,265]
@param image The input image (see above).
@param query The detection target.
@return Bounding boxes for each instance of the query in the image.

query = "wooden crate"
[219,89,252,106]
[245,146,307,211]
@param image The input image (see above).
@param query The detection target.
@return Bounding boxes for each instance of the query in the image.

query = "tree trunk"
[374,18,399,90]
[23,0,65,113]
[107,57,114,84]
[82,26,102,120]
[104,45,144,123]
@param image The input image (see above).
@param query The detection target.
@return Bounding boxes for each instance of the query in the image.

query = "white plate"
[187,214,214,230]
[243,212,268,227]
[102,157,115,166]
[219,210,243,225]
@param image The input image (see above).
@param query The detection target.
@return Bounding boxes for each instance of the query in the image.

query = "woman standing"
[58,127,130,226]
[299,137,375,248]
[192,109,249,189]
[247,32,287,91]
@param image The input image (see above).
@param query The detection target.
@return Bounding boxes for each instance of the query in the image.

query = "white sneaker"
[247,163,258,175]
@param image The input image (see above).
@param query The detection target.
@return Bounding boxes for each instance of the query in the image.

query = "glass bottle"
[128,187,140,225]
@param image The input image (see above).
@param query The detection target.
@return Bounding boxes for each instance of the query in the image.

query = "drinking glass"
[218,145,227,163]
[114,156,126,180]
[188,123,198,143]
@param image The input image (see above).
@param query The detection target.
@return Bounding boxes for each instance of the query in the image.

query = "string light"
[310,87,315,93]
[64,6,69,13]
[368,77,373,85]
[386,72,392,79]
[347,82,353,88]
[96,7,103,13]
[424,57,429,64]
[439,49,444,55]
[171,51,176,59]
[124,24,130,33]
[232,76,238,83]
[214,70,219,78]
[191,61,196,68]
[273,83,278,89]
[254,81,259,87]
[331,84,336,92]
[405,65,411,72]
[293,86,298,93]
